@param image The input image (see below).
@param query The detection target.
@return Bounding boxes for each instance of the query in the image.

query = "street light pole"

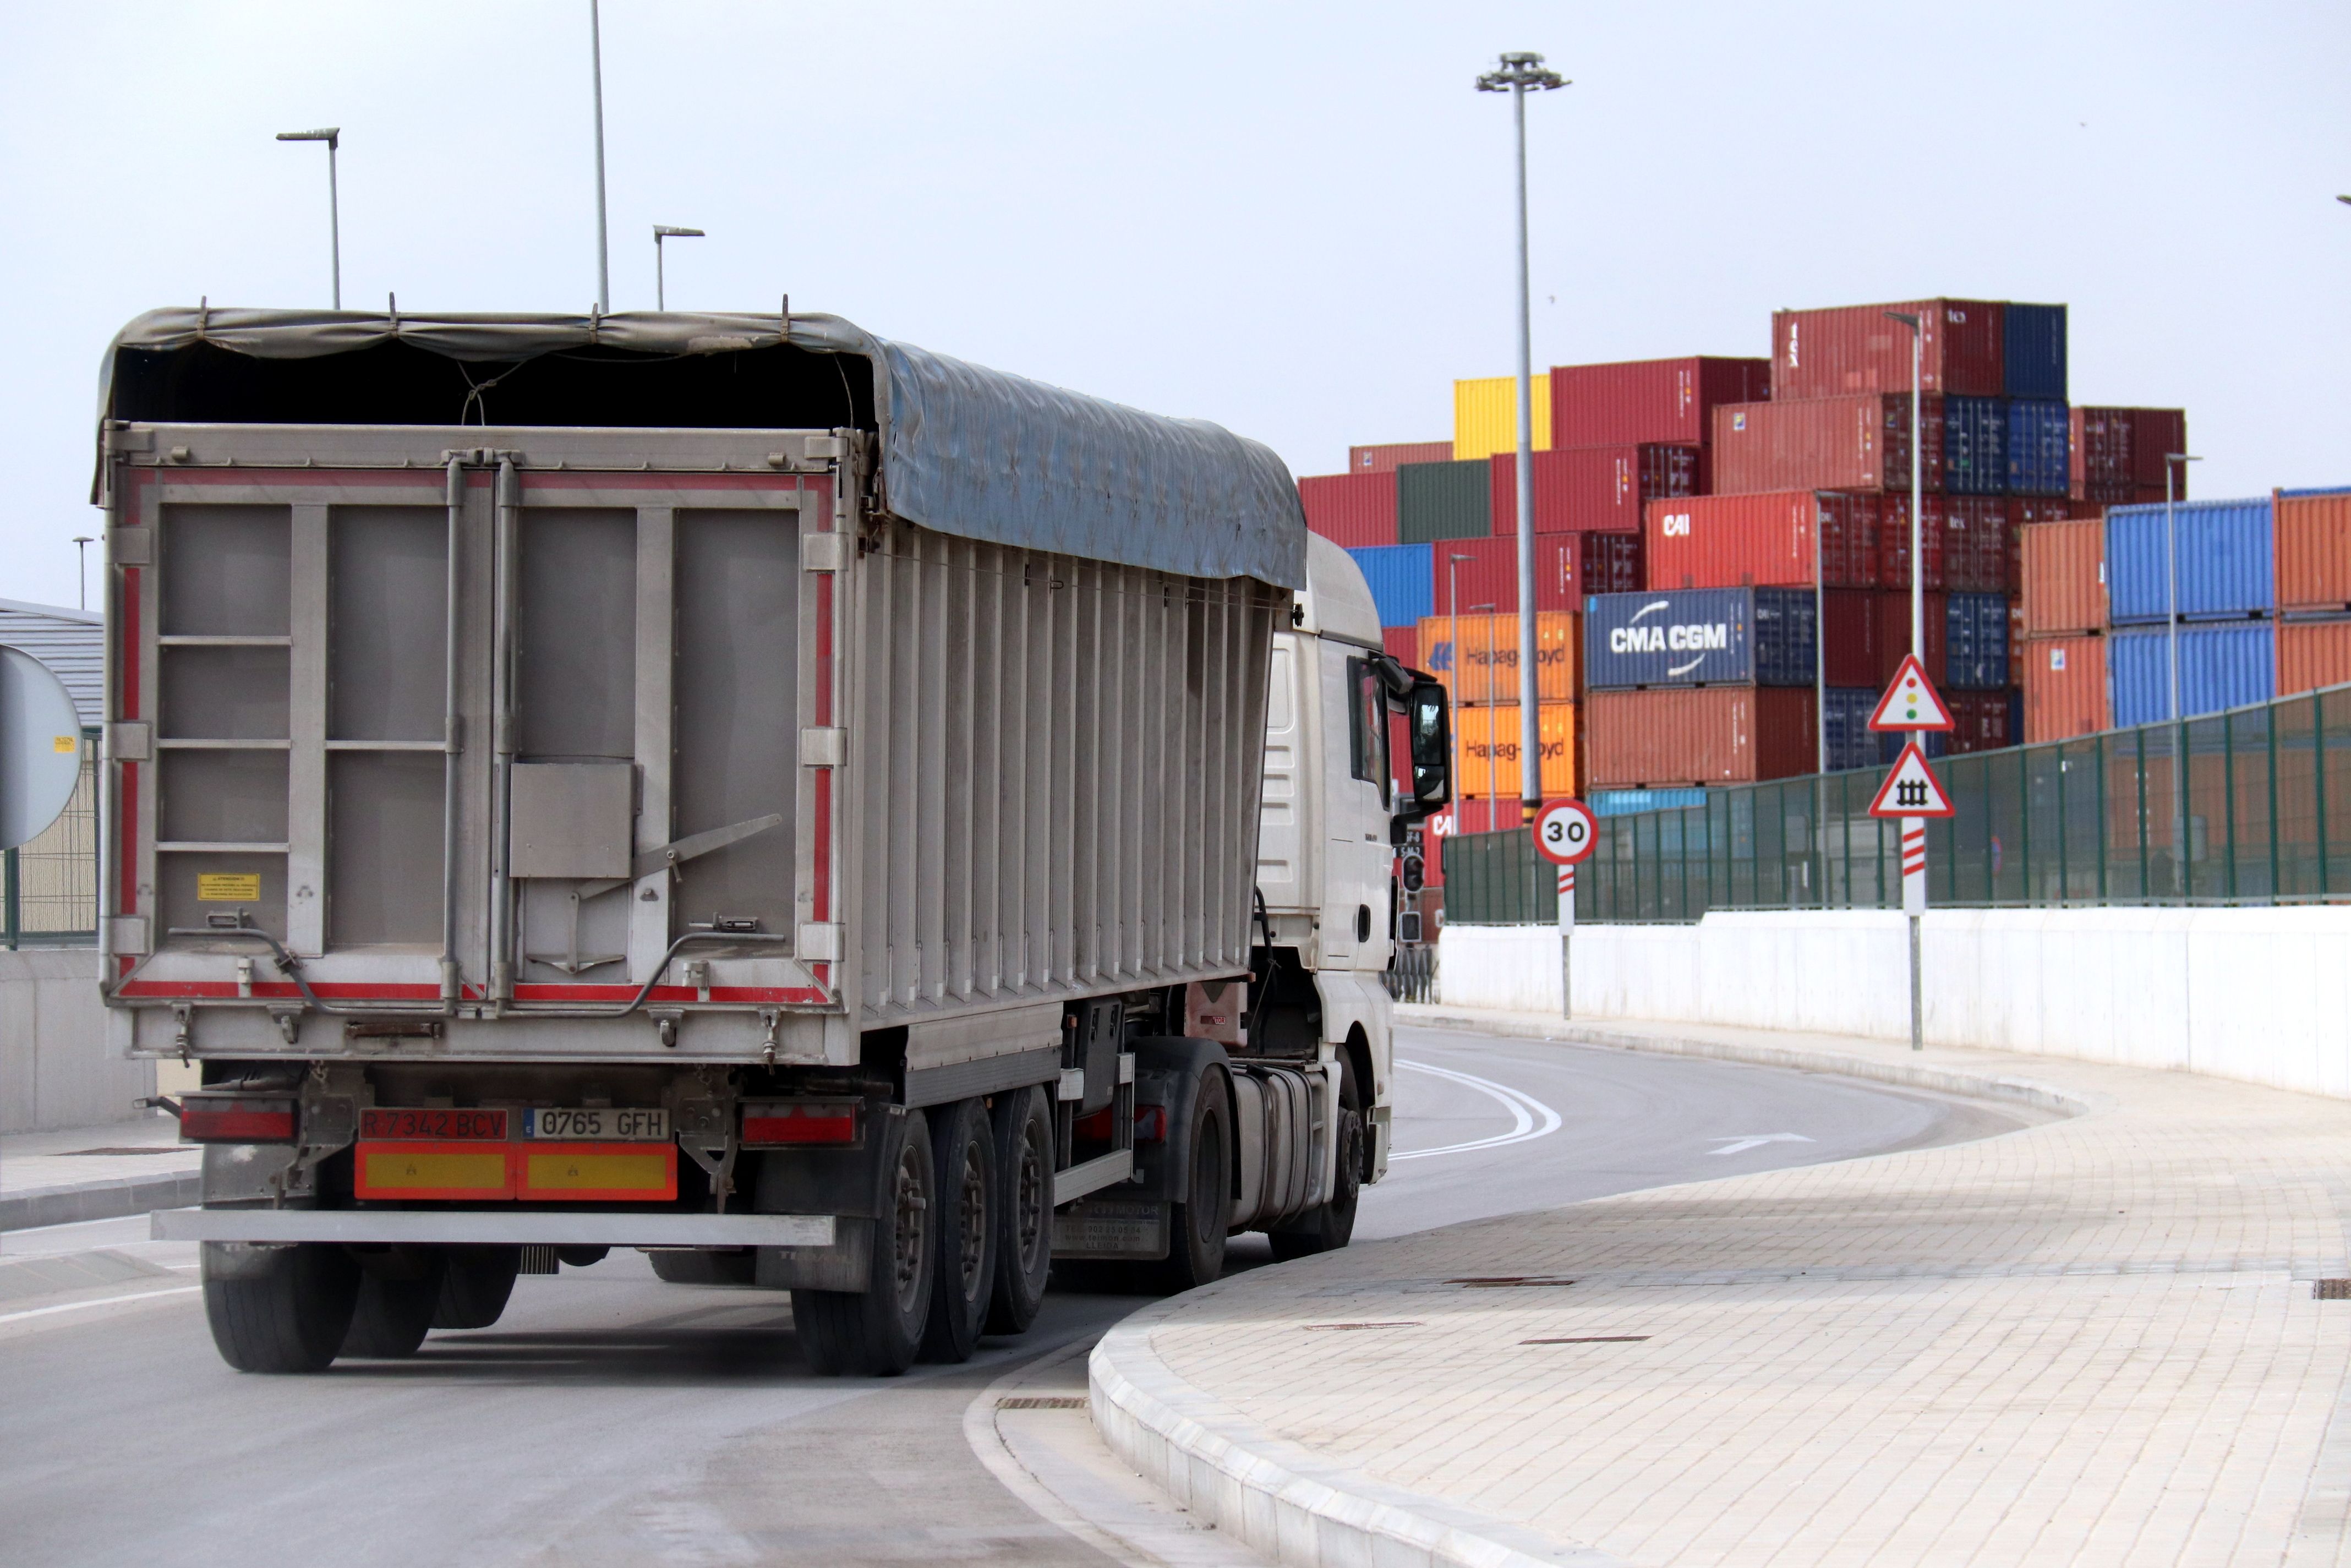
[591,0,610,312]
[275,128,342,308]
[1884,309,1926,1051]
[653,226,704,310]
[72,537,93,611]
[2166,451,2204,895]
[1477,51,1566,828]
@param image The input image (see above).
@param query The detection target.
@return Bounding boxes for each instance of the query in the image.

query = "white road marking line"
[0,1284,200,1326]
[1709,1133,1816,1156]
[1388,1061,1563,1161]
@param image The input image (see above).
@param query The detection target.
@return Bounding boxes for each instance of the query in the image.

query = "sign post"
[1532,797,1597,1020]
[1867,656,1955,1051]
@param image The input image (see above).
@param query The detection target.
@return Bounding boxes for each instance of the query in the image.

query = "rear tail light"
[180,1097,298,1143]
[741,1101,858,1146]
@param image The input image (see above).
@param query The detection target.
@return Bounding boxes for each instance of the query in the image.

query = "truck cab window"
[1346,657,1389,808]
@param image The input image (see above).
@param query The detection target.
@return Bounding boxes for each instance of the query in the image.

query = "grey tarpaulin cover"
[101,308,1306,590]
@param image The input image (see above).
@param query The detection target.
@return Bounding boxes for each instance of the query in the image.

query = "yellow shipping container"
[1417,612,1580,707]
[1453,375,1553,462]
[1452,701,1577,803]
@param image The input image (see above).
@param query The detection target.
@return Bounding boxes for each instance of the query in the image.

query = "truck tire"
[1158,1070,1231,1293]
[433,1246,522,1330]
[647,1249,757,1286]
[793,1107,934,1376]
[202,1241,361,1375]
[920,1099,998,1363]
[1269,1064,1363,1260]
[341,1251,448,1359]
[985,1084,1053,1335]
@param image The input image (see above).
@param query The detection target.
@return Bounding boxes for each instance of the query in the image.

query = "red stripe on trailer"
[518,471,813,493]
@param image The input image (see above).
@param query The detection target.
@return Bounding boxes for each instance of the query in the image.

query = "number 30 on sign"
[1533,799,1598,864]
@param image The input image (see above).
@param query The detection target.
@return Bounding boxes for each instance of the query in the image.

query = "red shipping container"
[1821,588,1890,687]
[1644,491,1879,590]
[1947,692,2014,755]
[1771,299,2004,400]
[2277,619,2351,697]
[1587,686,1817,789]
[2069,409,2189,502]
[1879,496,2006,592]
[2275,489,2351,614]
[1489,445,1695,535]
[2131,410,2189,492]
[1876,591,1948,685]
[1549,356,1771,449]
[1431,533,1638,615]
[2021,635,2107,742]
[1712,394,1944,495]
[1350,440,1453,473]
[2019,517,2105,637]
[1299,471,1397,548]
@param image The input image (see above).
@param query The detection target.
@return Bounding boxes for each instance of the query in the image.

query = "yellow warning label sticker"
[53,735,76,754]
[196,873,262,902]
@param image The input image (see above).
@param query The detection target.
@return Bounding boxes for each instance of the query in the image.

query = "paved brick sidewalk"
[1094,1010,2351,1567]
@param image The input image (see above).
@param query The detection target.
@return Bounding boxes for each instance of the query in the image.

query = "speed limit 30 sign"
[1532,798,1597,866]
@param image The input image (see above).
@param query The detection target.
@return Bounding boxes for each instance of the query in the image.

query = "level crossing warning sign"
[1868,654,1954,732]
[1868,741,1955,819]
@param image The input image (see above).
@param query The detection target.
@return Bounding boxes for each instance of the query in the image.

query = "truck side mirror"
[1401,678,1451,821]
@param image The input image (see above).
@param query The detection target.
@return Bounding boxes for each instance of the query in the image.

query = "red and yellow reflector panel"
[517,1143,677,1202]
[355,1141,516,1200]
[353,1141,677,1202]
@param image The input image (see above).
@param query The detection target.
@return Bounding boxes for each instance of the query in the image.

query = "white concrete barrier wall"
[1,950,151,1133]
[1439,909,2351,1101]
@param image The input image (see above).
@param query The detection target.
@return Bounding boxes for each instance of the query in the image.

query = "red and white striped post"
[1533,799,1595,1023]
[1868,660,1955,1056]
[1556,862,1576,1020]
[1902,816,1926,1051]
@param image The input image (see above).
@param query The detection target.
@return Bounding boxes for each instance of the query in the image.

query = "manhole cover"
[997,1396,1087,1410]
[2315,1280,2351,1300]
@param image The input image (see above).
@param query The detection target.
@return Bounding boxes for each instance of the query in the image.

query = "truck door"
[1317,641,1391,969]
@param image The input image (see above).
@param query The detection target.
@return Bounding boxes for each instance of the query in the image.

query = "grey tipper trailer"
[100,308,1358,1376]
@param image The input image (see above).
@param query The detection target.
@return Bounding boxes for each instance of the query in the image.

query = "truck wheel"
[986,1084,1053,1335]
[1158,1071,1231,1293]
[1269,1065,1363,1261]
[202,1241,361,1374]
[794,1107,934,1376]
[341,1251,448,1359]
[920,1099,998,1363]
[433,1246,522,1330]
[647,1249,757,1286]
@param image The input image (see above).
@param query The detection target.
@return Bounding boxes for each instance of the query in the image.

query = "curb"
[0,1172,201,1233]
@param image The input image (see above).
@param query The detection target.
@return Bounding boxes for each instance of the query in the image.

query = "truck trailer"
[98,307,1451,1374]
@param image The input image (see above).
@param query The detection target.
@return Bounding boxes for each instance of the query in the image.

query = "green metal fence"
[1442,683,2351,924]
[3,733,98,949]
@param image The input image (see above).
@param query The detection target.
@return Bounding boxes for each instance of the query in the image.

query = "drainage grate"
[1447,1276,1576,1289]
[1303,1321,1424,1331]
[2316,1280,2351,1300]
[997,1395,1087,1410]
[1522,1336,1650,1345]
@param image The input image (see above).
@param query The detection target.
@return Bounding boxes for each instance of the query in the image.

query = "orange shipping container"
[2021,635,2108,744]
[2277,619,2351,697]
[2020,518,2106,637]
[1451,702,1577,802]
[2275,488,2351,614]
[1417,612,1579,707]
[1586,686,1816,789]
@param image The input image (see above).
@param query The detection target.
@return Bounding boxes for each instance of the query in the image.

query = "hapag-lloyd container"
[1549,356,1771,448]
[1433,532,1638,615]
[2020,517,2105,636]
[1583,587,1816,690]
[2278,619,2351,696]
[1346,543,1435,628]
[1879,495,2006,592]
[1415,611,1581,707]
[2003,304,2068,400]
[1397,459,1493,543]
[1587,686,1818,788]
[1299,471,1397,548]
[1945,592,2010,689]
[1351,440,1452,473]
[2275,487,2351,614]
[2106,496,2275,624]
[2005,400,2070,495]
[2108,622,2276,726]
[1644,490,1879,589]
[1713,395,1942,494]
[1452,701,1577,799]
[1489,444,1696,534]
[2021,635,2108,742]
[1771,299,2004,400]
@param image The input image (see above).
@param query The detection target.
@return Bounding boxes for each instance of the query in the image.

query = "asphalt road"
[0,1028,2027,1566]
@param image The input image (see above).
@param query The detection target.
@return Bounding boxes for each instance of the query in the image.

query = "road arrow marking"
[1709,1133,1816,1157]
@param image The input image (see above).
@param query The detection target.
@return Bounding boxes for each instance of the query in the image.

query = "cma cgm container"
[1584,587,1817,690]
[2278,619,2351,696]
[1771,299,2004,400]
[1550,355,1771,449]
[2004,400,2070,495]
[2275,487,2351,614]
[1713,395,1939,494]
[1351,440,1452,473]
[1588,686,1817,788]
[2003,304,2068,401]
[2021,635,2108,742]
[1944,592,2011,689]
[2106,496,2275,624]
[1645,490,1879,589]
[1299,470,1397,548]
[1452,702,1577,799]
[1417,611,1581,707]
[1453,375,1552,462]
[1879,495,2008,592]
[1347,542,1435,627]
[1491,444,1695,534]
[1398,458,1492,543]
[1940,396,2008,496]
[2020,517,2106,636]
[2108,622,2277,726]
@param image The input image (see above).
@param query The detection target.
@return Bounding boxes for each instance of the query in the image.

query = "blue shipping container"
[2104,496,2275,624]
[1347,543,1434,629]
[1584,587,1816,690]
[1945,592,2011,690]
[1942,396,2008,495]
[2004,400,2070,496]
[1592,787,1707,817]
[2107,622,2276,727]
[2002,303,2068,401]
[1823,689,1947,771]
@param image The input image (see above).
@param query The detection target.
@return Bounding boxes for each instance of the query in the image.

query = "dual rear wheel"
[202,1242,523,1374]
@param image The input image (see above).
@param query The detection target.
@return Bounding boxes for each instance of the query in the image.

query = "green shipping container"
[1397,459,1491,543]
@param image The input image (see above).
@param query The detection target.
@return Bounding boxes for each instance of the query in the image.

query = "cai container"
[2021,635,2108,743]
[2105,496,2275,624]
[1770,298,2005,400]
[1713,395,1941,494]
[1586,685,1818,788]
[1451,701,1578,801]
[1397,459,1492,543]
[1351,440,1453,473]
[1549,356,1771,449]
[1944,592,2011,690]
[2275,487,2351,614]
[1416,611,1582,708]
[1452,376,1553,462]
[1644,490,1880,589]
[2004,400,2070,496]
[1941,395,2009,496]
[1346,543,1435,629]
[2107,622,2277,727]
[2020,517,2106,637]
[2277,618,2351,697]
[1491,444,1696,534]
[2003,303,2068,401]
[1583,587,1817,690]
[1299,471,1398,548]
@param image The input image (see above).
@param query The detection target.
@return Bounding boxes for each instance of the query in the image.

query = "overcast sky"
[2,1,2345,609]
